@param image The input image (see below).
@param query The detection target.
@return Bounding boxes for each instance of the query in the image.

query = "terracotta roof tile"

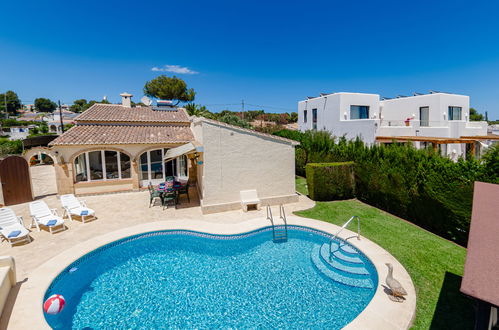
[75,104,190,123]
[49,124,194,146]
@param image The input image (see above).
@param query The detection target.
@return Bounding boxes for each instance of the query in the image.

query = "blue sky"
[1,0,499,118]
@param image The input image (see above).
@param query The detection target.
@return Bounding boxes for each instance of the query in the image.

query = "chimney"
[120,92,133,107]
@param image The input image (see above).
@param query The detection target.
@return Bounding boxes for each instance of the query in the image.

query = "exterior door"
[420,107,429,127]
[0,156,33,206]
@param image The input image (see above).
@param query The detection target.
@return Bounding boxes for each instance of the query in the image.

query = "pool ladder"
[266,205,288,243]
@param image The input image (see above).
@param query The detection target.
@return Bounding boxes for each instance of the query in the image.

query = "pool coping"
[14,216,416,329]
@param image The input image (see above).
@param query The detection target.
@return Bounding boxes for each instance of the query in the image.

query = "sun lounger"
[29,201,66,234]
[60,194,96,223]
[0,208,31,247]
[240,190,261,212]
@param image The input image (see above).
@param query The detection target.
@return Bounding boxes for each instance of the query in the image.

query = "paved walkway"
[0,165,315,329]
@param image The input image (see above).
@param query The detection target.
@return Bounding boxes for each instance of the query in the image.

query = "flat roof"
[460,182,499,307]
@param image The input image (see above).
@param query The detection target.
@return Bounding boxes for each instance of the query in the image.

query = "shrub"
[306,162,355,201]
[278,129,499,246]
[0,138,23,156]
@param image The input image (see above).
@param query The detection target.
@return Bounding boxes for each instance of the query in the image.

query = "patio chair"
[177,183,190,203]
[0,208,31,247]
[148,183,162,207]
[60,194,96,223]
[162,191,177,210]
[240,190,261,212]
[29,201,66,234]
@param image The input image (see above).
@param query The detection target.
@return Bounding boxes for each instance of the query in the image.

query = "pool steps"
[311,243,374,289]
[320,244,369,275]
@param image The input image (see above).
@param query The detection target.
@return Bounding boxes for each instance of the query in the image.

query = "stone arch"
[132,145,178,163]
[23,147,60,165]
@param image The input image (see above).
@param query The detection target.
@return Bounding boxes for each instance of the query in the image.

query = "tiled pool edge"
[15,217,416,330]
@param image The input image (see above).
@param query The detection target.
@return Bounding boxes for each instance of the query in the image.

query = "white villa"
[26,93,299,214]
[298,91,495,158]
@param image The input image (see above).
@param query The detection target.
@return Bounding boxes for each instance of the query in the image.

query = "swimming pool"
[44,226,378,329]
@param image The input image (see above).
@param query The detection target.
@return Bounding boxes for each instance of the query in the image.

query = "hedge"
[274,129,499,246]
[306,162,355,201]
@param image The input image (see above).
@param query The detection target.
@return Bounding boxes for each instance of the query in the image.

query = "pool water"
[45,227,377,329]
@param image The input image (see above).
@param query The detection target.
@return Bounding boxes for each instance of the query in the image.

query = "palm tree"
[185,103,211,117]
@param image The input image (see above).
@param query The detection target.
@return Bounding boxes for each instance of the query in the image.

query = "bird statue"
[385,263,407,302]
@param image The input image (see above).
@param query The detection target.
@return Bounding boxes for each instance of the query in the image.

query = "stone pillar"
[55,162,75,195]
[188,155,197,184]
[131,160,140,190]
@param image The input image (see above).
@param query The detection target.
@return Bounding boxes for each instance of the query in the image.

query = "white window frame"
[139,148,189,187]
[75,150,129,183]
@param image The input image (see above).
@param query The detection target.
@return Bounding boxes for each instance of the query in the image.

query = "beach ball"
[44,294,65,315]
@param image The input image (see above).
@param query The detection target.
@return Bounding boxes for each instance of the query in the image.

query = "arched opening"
[29,152,54,166]
[49,124,58,133]
[73,150,131,182]
[138,148,188,187]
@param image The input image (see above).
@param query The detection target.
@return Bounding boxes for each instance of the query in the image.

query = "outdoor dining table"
[155,181,185,209]
[155,181,183,193]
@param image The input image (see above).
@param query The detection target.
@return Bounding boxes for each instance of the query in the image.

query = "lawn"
[294,178,474,329]
[295,175,309,195]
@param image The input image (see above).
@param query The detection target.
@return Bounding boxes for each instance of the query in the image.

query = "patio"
[0,165,316,328]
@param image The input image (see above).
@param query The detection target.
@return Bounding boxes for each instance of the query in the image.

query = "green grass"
[294,179,473,329]
[295,175,308,195]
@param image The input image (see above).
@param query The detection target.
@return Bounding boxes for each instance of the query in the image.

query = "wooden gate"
[0,156,33,206]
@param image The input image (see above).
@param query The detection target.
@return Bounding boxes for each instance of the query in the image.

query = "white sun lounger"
[29,201,66,234]
[240,189,261,212]
[0,208,31,247]
[60,194,96,223]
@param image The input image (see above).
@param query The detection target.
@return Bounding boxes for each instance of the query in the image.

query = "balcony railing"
[380,120,452,128]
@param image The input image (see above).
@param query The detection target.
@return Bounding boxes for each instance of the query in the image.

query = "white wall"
[197,120,297,209]
[380,93,470,128]
[298,92,487,155]
[298,93,379,144]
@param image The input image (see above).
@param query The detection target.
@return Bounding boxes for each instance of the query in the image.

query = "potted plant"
[404,117,413,126]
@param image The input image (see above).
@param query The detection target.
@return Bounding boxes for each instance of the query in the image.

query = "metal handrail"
[279,204,288,234]
[329,216,361,255]
[266,205,275,241]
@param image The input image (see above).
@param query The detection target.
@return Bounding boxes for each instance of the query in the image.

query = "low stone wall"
[200,193,299,214]
[0,257,16,319]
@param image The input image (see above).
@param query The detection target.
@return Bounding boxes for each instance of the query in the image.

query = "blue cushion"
[80,210,89,216]
[8,230,21,238]
[46,220,57,226]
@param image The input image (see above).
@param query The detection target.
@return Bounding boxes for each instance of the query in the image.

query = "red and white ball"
[44,294,65,315]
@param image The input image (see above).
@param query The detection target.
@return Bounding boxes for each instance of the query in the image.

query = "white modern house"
[298,91,494,158]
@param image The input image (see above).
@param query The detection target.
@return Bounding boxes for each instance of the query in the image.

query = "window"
[74,150,131,182]
[448,106,462,120]
[350,105,369,119]
[150,149,163,179]
[178,155,188,177]
[88,151,103,180]
[104,151,119,179]
[140,152,149,180]
[120,153,131,179]
[312,109,317,130]
[303,110,308,123]
[419,107,429,127]
[74,153,87,183]
[138,148,188,186]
